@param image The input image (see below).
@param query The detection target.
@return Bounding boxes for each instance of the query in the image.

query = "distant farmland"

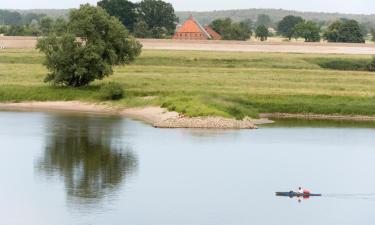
[1,37,375,55]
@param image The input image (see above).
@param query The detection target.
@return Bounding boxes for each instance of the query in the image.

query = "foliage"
[255,25,269,41]
[39,17,54,35]
[0,26,6,34]
[36,4,142,87]
[310,58,370,71]
[133,20,151,38]
[371,29,375,42]
[323,19,365,43]
[368,56,375,72]
[138,0,179,38]
[293,21,321,42]
[97,0,137,32]
[53,18,68,36]
[256,14,272,27]
[100,82,124,100]
[277,15,304,40]
[210,18,252,41]
[176,9,375,32]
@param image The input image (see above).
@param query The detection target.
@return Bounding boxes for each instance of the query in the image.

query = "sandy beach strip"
[0,101,265,129]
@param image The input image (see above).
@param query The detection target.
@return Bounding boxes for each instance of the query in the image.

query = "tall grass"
[1,49,375,119]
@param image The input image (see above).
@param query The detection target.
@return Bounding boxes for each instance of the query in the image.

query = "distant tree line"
[0,9,67,36]
[1,5,374,43]
[0,0,179,39]
[207,14,370,43]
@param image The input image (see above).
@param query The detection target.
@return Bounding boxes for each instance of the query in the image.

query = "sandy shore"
[1,37,375,55]
[0,101,272,129]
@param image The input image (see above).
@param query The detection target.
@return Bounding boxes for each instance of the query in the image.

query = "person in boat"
[297,187,310,196]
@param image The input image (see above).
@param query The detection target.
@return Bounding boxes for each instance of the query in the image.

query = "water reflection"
[36,114,137,205]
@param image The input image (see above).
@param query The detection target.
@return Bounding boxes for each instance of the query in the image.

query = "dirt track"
[1,36,375,55]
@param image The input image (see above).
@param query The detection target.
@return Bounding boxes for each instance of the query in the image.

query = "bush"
[368,56,375,72]
[312,58,369,71]
[100,82,124,100]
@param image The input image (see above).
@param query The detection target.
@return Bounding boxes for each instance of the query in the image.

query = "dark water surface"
[1,111,375,225]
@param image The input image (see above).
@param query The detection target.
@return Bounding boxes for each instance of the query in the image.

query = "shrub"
[100,82,124,100]
[368,56,375,72]
[312,58,369,71]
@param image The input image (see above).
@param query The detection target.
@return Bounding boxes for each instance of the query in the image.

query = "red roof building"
[173,15,222,40]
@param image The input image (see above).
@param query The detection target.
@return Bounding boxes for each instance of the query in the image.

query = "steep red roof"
[204,25,222,40]
[174,15,211,40]
[177,17,203,33]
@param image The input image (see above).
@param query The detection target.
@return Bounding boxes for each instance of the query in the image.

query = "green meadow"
[1,49,375,119]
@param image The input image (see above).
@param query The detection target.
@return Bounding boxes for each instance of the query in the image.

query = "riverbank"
[2,50,375,121]
[0,101,272,129]
[2,101,375,130]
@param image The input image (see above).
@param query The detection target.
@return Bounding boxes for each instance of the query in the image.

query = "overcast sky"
[2,0,375,14]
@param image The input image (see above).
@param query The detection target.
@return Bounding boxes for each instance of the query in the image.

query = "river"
[1,111,375,225]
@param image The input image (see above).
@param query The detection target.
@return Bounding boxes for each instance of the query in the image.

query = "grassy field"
[1,49,375,119]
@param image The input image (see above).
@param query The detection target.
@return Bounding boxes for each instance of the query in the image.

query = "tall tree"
[293,21,321,42]
[37,4,142,87]
[277,15,304,40]
[97,0,137,32]
[324,19,365,43]
[371,29,375,42]
[138,0,178,37]
[133,20,151,38]
[210,18,252,41]
[39,17,54,35]
[255,25,269,41]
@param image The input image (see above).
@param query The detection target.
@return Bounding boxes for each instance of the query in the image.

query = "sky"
[2,0,375,15]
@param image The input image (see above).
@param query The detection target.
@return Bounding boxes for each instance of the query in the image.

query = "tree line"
[1,1,375,43]
[209,14,372,43]
[0,0,178,39]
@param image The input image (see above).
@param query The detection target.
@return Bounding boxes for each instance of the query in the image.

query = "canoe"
[276,192,322,197]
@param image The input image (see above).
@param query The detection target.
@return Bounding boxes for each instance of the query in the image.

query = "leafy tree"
[210,18,232,35]
[359,23,369,37]
[255,25,269,41]
[39,17,54,35]
[4,25,26,36]
[368,56,375,72]
[324,19,364,43]
[133,20,151,38]
[371,29,375,42]
[277,15,304,40]
[53,18,67,36]
[37,4,142,87]
[323,20,341,42]
[97,0,137,32]
[0,26,7,34]
[256,14,272,27]
[293,21,321,42]
[210,18,251,41]
[138,0,178,38]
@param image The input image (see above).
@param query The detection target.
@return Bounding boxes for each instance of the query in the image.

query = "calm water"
[1,111,375,225]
